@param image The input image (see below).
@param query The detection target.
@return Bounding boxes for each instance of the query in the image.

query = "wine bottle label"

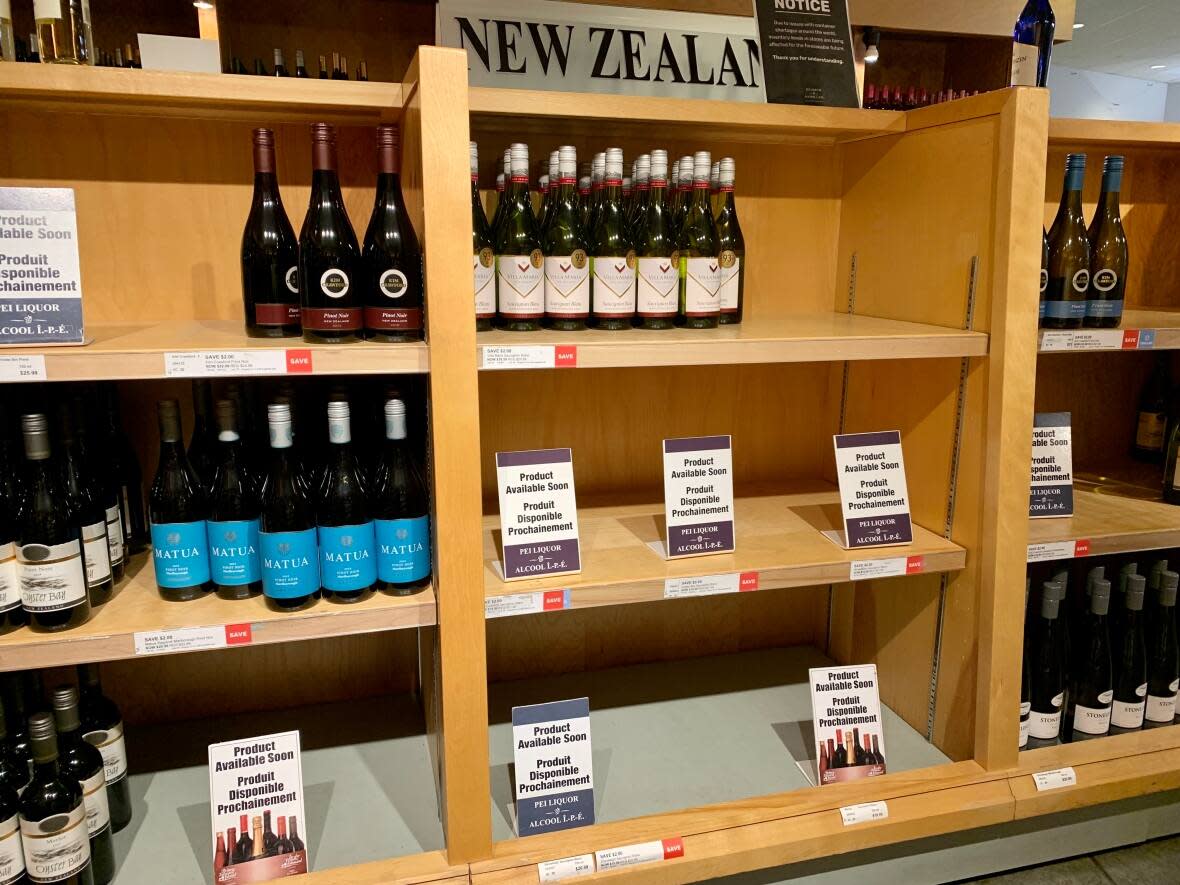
[1019,716,1029,748]
[378,268,409,298]
[208,519,262,586]
[1087,268,1124,320]
[301,306,362,331]
[1028,707,1061,740]
[375,516,430,584]
[497,253,544,319]
[591,254,637,317]
[719,252,741,313]
[636,257,679,317]
[1039,268,1048,295]
[259,528,319,599]
[79,770,111,837]
[1135,412,1167,451]
[33,0,61,20]
[150,521,211,588]
[1042,298,1087,321]
[104,505,124,567]
[254,303,300,326]
[1071,702,1112,735]
[83,721,128,785]
[17,538,87,612]
[319,268,350,297]
[1111,696,1146,729]
[81,520,112,585]
[544,253,591,317]
[0,541,18,614]
[681,256,722,316]
[474,248,496,319]
[364,306,421,332]
[318,522,376,592]
[285,266,299,294]
[20,803,90,883]
[0,812,24,885]
[1010,42,1038,87]
[1145,690,1178,723]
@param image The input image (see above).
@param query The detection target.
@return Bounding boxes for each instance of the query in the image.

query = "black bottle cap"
[1090,578,1111,615]
[1160,571,1179,607]
[1125,574,1146,611]
[28,712,58,763]
[157,399,182,442]
[50,686,81,732]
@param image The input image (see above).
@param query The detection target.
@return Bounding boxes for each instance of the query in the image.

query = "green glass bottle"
[634,151,678,330]
[1085,155,1128,329]
[1044,153,1090,329]
[715,157,745,325]
[628,153,651,241]
[672,156,692,232]
[543,145,591,331]
[590,147,637,330]
[494,143,544,331]
[489,148,510,244]
[1164,403,1180,506]
[540,150,559,231]
[1039,227,1049,326]
[585,152,606,240]
[1133,354,1169,463]
[471,142,495,332]
[677,150,722,329]
[577,163,592,224]
[710,160,721,215]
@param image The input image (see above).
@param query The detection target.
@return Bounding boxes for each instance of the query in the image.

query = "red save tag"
[661,838,684,860]
[739,572,759,591]
[555,345,577,368]
[541,590,567,611]
[1073,539,1091,557]
[285,349,313,373]
[1121,330,1140,349]
[224,623,253,645]
[906,555,924,575]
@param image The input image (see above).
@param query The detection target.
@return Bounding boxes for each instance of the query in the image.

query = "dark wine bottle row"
[214,809,305,876]
[817,727,886,780]
[471,142,745,332]
[0,666,131,885]
[862,84,981,110]
[241,124,422,344]
[227,48,368,81]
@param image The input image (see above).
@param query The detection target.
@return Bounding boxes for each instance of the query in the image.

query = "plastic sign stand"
[496,448,582,580]
[512,698,594,836]
[1030,412,1074,518]
[830,431,913,549]
[662,435,735,558]
[810,664,888,785]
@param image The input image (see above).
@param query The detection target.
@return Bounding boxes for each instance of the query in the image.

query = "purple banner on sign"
[503,538,581,579]
[668,520,735,557]
[846,514,913,548]
[497,448,572,468]
[836,430,901,449]
[664,436,731,454]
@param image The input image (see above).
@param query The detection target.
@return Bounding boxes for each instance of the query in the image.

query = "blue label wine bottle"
[259,402,319,609]
[371,398,431,595]
[149,399,212,600]
[208,399,262,600]
[317,401,375,602]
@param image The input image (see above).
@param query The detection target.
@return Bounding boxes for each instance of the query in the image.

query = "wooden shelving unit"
[1026,487,1180,561]
[1038,309,1180,352]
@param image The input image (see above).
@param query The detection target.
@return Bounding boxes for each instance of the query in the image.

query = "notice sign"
[0,188,84,344]
[208,731,307,882]
[1030,413,1073,518]
[496,448,581,580]
[832,431,913,549]
[751,0,858,108]
[810,664,887,785]
[662,435,735,558]
[512,698,594,836]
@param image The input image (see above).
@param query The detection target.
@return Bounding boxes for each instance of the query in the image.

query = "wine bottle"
[673,156,693,231]
[582,152,604,235]
[1,675,34,783]
[494,143,544,331]
[0,0,15,63]
[1020,580,1031,748]
[362,125,424,342]
[225,827,236,867]
[0,698,30,796]
[57,403,112,607]
[234,814,252,863]
[17,414,92,631]
[490,149,510,244]
[825,738,836,771]
[634,150,678,330]
[76,664,130,833]
[253,57,269,76]
[51,687,113,885]
[188,380,217,492]
[262,809,277,854]
[259,403,319,610]
[1085,155,1128,328]
[590,147,636,330]
[288,815,304,852]
[862,734,873,766]
[214,834,227,877]
[242,127,301,337]
[317,54,327,79]
[540,149,559,229]
[715,157,745,325]
[1010,0,1056,87]
[273,815,293,855]
[299,122,363,343]
[67,395,124,587]
[1132,364,1171,467]
[1163,415,1180,506]
[28,33,40,63]
[709,160,720,214]
[817,741,828,781]
[149,399,212,601]
[19,714,93,885]
[1111,573,1148,731]
[1038,228,1049,324]
[0,772,21,885]
[357,60,368,82]
[294,49,308,78]
[1068,576,1113,740]
[628,153,651,239]
[472,142,496,332]
[99,386,146,554]
[371,399,430,595]
[851,727,864,765]
[1146,570,1179,725]
[317,401,376,602]
[677,151,722,329]
[871,734,885,767]
[1028,580,1066,742]
[831,729,847,768]
[35,0,94,65]
[272,47,288,77]
[1044,154,1090,329]
[251,815,264,859]
[0,451,25,632]
[339,55,349,80]
[208,400,262,600]
[542,145,591,331]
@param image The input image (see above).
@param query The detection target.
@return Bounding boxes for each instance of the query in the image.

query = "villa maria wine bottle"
[299,122,362,343]
[149,400,212,601]
[635,150,678,330]
[77,664,131,832]
[317,401,376,602]
[472,142,496,332]
[542,145,590,331]
[495,143,544,331]
[1068,576,1113,740]
[590,147,636,329]
[371,399,430,595]
[259,403,319,610]
[18,713,92,885]
[1044,154,1090,329]
[52,687,114,885]
[242,127,300,337]
[208,400,262,600]
[715,157,745,324]
[677,150,721,329]
[1085,155,1128,328]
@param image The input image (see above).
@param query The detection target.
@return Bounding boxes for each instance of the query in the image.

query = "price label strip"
[1027,539,1090,563]
[594,838,684,872]
[485,589,570,619]
[849,555,923,580]
[133,623,253,655]
[664,571,758,598]
[164,349,313,377]
[481,345,577,369]
[0,354,47,381]
[1032,767,1077,791]
[840,800,889,825]
[1039,329,1154,352]
[537,854,595,883]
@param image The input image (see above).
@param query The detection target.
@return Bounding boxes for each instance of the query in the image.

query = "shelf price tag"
[538,855,595,882]
[849,555,923,580]
[0,354,47,381]
[1030,413,1073,518]
[485,589,570,619]
[495,449,581,581]
[481,345,577,369]
[595,838,684,871]
[133,623,253,656]
[512,698,594,836]
[164,350,307,378]
[1032,766,1077,791]
[662,435,735,558]
[831,431,913,550]
[840,800,888,826]
[810,664,887,785]
[664,571,757,598]
[1039,329,1125,352]
[1027,539,1090,562]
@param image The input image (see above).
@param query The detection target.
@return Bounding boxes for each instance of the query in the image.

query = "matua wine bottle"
[317,401,376,603]
[259,403,320,610]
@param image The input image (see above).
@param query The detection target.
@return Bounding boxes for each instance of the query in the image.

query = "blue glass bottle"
[1012,0,1056,88]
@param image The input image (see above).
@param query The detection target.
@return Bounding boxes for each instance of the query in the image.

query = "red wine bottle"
[262,809,278,854]
[832,729,848,768]
[77,664,131,832]
[18,714,91,885]
[242,128,300,337]
[52,686,115,885]
[288,815,305,851]
[234,814,252,863]
[273,815,294,854]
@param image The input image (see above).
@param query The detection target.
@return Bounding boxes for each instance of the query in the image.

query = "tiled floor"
[963,835,1180,883]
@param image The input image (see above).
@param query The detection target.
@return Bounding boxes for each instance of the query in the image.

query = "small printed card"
[208,731,307,881]
[662,435,735,558]
[810,664,888,785]
[495,449,581,581]
[1030,413,1073,518]
[512,698,594,836]
[831,431,913,549]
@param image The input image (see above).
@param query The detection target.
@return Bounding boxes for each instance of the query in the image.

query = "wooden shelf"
[1027,486,1180,563]
[483,484,966,612]
[477,314,988,370]
[0,64,403,123]
[0,320,429,381]
[0,556,436,671]
[1038,311,1180,352]
[1049,117,1180,148]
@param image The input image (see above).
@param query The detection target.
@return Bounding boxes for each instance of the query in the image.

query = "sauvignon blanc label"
[498,253,544,319]
[544,253,590,316]
[0,813,24,885]
[104,505,124,568]
[84,721,129,786]
[832,431,912,549]
[719,253,741,313]
[512,698,594,836]
[1028,701,1062,741]
[1030,413,1073,517]
[636,257,678,316]
[495,449,581,580]
[20,804,90,883]
[1111,691,1146,730]
[681,256,721,316]
[591,254,636,318]
[17,538,87,612]
[662,436,734,558]
[474,248,496,319]
[1146,681,1179,723]
[208,519,262,586]
[375,516,430,584]
[1072,700,1112,736]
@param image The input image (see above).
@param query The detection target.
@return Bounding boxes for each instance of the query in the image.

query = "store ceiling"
[1053,0,1180,82]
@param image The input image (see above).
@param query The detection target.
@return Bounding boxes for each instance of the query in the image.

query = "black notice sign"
[751,0,858,108]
